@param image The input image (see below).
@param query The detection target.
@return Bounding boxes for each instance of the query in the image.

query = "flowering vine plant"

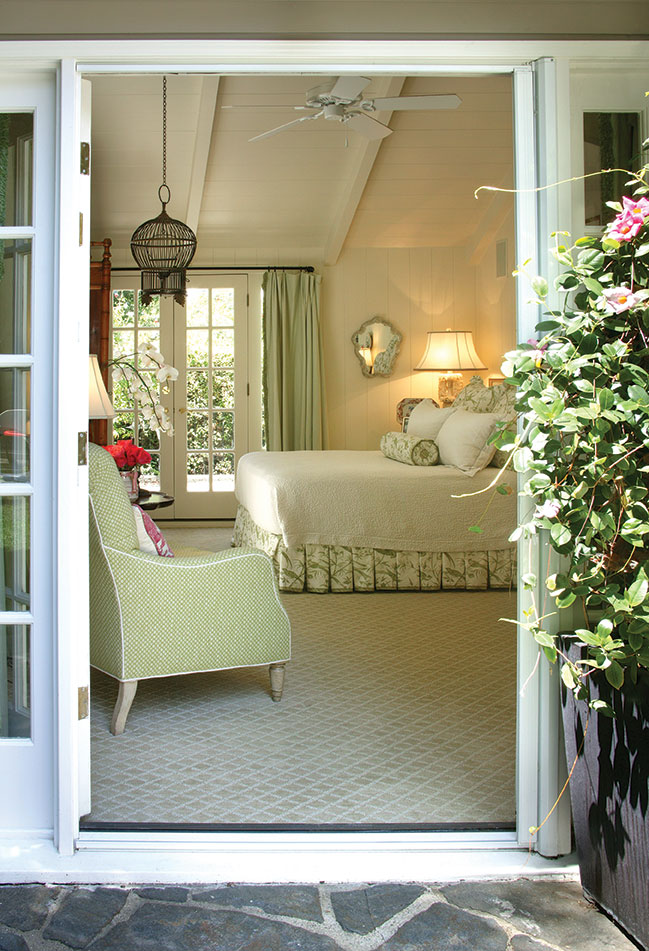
[497,177,649,713]
[108,342,178,436]
[104,439,151,471]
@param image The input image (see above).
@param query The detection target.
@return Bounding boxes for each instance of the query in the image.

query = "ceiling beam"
[324,76,406,267]
[185,75,220,235]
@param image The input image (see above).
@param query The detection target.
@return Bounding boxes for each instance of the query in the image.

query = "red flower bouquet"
[104,439,151,471]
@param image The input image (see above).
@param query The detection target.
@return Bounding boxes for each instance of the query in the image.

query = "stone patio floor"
[0,879,640,951]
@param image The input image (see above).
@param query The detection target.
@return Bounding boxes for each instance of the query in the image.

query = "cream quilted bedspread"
[235,450,516,553]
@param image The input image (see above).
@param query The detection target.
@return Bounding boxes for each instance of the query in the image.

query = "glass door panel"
[174,275,248,518]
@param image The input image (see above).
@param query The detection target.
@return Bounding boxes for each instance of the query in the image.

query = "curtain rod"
[112,265,315,273]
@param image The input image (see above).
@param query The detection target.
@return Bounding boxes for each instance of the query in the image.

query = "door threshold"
[2,831,579,885]
[80,820,517,834]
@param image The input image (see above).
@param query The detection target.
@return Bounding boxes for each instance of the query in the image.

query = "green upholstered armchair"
[88,444,290,735]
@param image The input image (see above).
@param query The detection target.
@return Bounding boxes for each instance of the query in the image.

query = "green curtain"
[262,269,328,451]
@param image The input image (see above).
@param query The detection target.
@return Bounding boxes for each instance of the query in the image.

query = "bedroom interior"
[85,69,518,828]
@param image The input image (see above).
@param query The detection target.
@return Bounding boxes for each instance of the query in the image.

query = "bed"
[232,376,518,593]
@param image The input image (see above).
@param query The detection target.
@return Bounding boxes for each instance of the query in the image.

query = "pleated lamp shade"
[89,354,115,419]
[414,330,487,371]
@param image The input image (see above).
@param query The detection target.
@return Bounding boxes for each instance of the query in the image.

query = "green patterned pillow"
[380,431,439,466]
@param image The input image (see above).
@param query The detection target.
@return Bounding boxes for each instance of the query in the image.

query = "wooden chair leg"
[110,680,138,735]
[269,663,286,702]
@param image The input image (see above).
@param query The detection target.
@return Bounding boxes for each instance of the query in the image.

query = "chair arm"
[102,546,290,680]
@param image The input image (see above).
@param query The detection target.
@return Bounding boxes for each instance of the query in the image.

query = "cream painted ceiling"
[90,73,513,263]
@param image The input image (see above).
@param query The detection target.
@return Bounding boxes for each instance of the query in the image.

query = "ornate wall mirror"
[351,318,402,378]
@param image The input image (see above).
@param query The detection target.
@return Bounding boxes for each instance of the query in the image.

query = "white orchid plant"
[108,342,179,436]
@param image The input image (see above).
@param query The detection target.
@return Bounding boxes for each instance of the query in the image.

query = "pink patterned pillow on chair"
[133,505,174,557]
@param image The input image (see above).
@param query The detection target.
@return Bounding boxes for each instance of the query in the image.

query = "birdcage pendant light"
[130,76,197,306]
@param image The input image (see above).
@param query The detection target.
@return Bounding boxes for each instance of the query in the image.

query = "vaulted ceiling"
[90,73,513,264]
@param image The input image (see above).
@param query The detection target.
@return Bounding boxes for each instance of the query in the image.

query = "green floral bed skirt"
[233,505,516,593]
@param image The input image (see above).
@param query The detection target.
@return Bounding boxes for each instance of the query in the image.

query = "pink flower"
[526,338,547,366]
[536,499,561,519]
[607,211,645,242]
[622,196,649,218]
[597,286,642,314]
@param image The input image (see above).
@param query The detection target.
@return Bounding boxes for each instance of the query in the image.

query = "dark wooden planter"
[561,647,649,949]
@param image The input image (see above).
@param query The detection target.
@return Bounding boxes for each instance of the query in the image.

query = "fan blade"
[222,104,313,111]
[249,112,322,142]
[344,111,392,140]
[368,94,462,111]
[330,75,372,102]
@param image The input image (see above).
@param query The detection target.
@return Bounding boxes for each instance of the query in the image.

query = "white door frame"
[1,35,645,880]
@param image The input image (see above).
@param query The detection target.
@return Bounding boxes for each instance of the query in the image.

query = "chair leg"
[269,663,286,702]
[110,680,138,735]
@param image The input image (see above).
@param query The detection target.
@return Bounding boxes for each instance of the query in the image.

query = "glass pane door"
[173,276,248,518]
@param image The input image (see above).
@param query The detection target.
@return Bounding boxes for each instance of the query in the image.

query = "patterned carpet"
[87,568,517,826]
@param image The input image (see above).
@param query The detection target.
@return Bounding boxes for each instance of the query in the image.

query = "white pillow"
[436,409,501,476]
[406,401,457,439]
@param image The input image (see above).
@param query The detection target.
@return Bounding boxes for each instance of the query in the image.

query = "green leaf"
[531,276,549,298]
[496,485,510,496]
[605,660,624,689]
[469,525,484,534]
[598,389,616,411]
[550,522,571,547]
[561,664,578,689]
[583,277,604,295]
[627,574,649,607]
[521,572,537,589]
[590,699,615,717]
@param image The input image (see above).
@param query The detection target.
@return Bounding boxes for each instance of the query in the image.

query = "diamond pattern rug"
[88,586,517,826]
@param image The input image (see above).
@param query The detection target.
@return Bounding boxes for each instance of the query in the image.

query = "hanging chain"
[162,75,167,187]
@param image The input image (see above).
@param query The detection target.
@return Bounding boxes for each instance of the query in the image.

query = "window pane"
[213,411,234,450]
[187,412,209,450]
[0,368,30,483]
[212,288,234,326]
[136,330,160,363]
[187,370,208,408]
[137,293,160,328]
[112,412,134,443]
[1,497,30,611]
[0,240,31,355]
[139,453,160,492]
[112,290,135,328]
[112,329,135,359]
[1,625,30,738]
[212,328,234,368]
[584,113,640,227]
[213,371,234,409]
[0,114,33,227]
[213,453,234,492]
[186,453,209,492]
[187,288,209,327]
[187,330,208,368]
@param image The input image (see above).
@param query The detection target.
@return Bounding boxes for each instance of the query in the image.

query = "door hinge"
[80,141,90,175]
[78,685,89,720]
[247,382,250,396]
[78,432,88,465]
[79,212,84,246]
[246,293,249,306]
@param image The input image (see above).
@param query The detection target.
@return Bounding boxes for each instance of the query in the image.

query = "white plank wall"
[321,244,515,450]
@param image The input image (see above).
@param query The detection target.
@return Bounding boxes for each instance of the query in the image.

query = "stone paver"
[330,884,426,934]
[378,902,509,950]
[441,880,634,951]
[43,888,128,948]
[90,903,339,951]
[0,933,31,951]
[0,879,640,951]
[193,884,324,921]
[0,886,60,933]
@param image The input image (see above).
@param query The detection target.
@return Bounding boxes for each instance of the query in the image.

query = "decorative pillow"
[133,505,174,557]
[405,401,457,440]
[436,409,501,476]
[380,431,439,466]
[454,375,497,413]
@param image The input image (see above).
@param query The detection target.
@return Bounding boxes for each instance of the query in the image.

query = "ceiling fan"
[243,76,462,142]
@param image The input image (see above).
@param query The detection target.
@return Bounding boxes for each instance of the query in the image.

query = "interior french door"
[172,275,248,519]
